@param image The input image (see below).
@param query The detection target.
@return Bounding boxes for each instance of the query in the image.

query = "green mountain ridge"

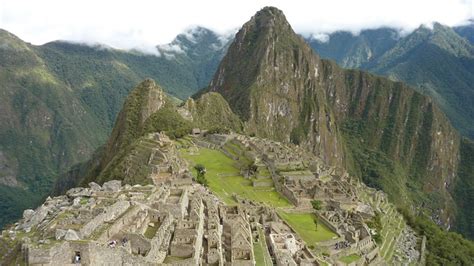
[56,79,242,189]
[0,27,227,228]
[308,23,474,139]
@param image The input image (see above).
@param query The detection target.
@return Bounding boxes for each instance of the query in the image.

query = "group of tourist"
[335,241,350,250]
[108,237,128,248]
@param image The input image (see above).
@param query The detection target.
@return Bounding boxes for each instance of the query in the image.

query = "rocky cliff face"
[208,7,462,225]
[209,7,344,167]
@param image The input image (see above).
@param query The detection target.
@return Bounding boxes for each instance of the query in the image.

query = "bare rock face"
[22,209,35,220]
[64,229,80,241]
[55,229,67,240]
[102,180,122,192]
[20,206,49,232]
[88,182,101,192]
[0,151,19,187]
[66,187,92,198]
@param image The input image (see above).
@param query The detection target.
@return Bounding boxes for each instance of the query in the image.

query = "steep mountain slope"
[0,29,107,226]
[0,27,228,228]
[58,79,241,189]
[207,7,468,232]
[307,28,399,68]
[310,24,474,139]
[455,21,474,44]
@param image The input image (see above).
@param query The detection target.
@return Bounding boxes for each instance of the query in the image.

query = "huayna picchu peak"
[1,5,474,266]
[209,7,463,232]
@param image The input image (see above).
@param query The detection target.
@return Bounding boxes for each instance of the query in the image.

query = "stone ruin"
[0,132,421,265]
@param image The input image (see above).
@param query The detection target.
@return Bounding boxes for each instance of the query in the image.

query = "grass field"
[180,147,290,207]
[339,254,361,264]
[278,211,338,245]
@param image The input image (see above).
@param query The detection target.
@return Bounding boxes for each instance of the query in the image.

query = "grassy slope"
[180,147,290,207]
[278,212,338,245]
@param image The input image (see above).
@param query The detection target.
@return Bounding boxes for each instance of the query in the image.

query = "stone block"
[103,180,122,192]
[23,209,35,220]
[55,229,67,240]
[65,229,80,241]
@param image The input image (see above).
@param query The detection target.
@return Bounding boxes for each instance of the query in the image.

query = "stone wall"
[98,205,144,242]
[314,212,340,236]
[145,213,173,262]
[79,201,130,239]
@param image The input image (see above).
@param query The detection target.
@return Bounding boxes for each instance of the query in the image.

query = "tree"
[194,164,208,186]
[311,200,323,210]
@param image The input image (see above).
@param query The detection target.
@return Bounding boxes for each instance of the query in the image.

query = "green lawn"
[180,147,290,207]
[339,254,361,264]
[253,227,273,266]
[144,224,158,239]
[278,211,338,245]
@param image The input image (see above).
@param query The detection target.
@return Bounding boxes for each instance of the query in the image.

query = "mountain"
[38,7,474,264]
[307,28,400,68]
[56,79,242,189]
[206,7,474,240]
[455,21,474,44]
[308,24,474,140]
[0,27,229,228]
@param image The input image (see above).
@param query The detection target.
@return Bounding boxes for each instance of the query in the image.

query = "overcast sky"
[1,0,473,51]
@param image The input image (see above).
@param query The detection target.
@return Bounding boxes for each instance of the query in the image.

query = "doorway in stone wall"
[74,251,81,264]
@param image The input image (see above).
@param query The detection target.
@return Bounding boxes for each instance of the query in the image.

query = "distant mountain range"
[307,22,474,139]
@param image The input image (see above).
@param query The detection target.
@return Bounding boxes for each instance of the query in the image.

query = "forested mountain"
[0,27,227,227]
[307,23,474,139]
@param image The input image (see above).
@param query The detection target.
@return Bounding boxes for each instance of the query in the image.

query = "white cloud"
[0,0,472,52]
[310,33,330,43]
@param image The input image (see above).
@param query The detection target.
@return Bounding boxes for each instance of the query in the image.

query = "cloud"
[310,33,330,43]
[0,0,472,52]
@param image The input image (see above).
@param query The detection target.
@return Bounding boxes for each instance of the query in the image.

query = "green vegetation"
[193,164,208,186]
[163,256,186,263]
[366,212,383,244]
[278,212,337,245]
[253,227,273,266]
[187,92,243,132]
[311,200,323,211]
[144,224,158,239]
[180,147,290,207]
[0,27,228,228]
[453,138,474,239]
[399,207,474,265]
[144,102,193,139]
[339,254,361,264]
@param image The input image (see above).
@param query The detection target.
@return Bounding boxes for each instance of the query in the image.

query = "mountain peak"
[252,6,287,24]
[241,6,293,39]
[208,7,315,120]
